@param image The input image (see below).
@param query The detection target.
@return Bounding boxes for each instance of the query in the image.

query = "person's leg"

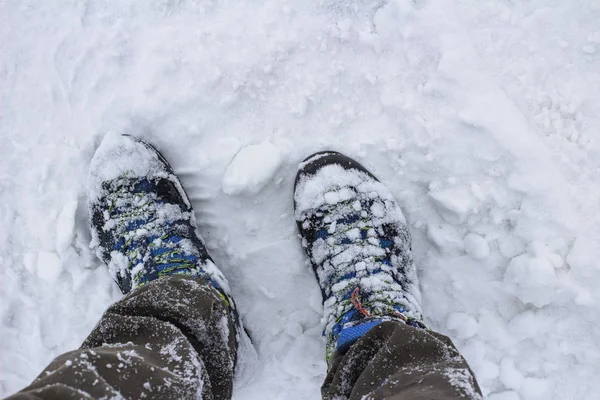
[293,151,482,400]
[8,276,236,400]
[323,321,480,399]
[6,134,243,400]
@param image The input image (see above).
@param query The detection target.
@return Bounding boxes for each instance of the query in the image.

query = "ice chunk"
[346,228,360,240]
[429,186,475,224]
[498,234,527,259]
[370,202,384,217]
[504,254,558,308]
[324,191,340,204]
[427,223,463,255]
[222,142,282,196]
[327,220,337,234]
[464,233,490,260]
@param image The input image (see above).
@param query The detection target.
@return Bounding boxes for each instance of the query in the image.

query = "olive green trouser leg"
[323,321,482,400]
[6,276,237,400]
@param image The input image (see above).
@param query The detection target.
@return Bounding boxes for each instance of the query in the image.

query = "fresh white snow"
[2,0,600,399]
[222,142,282,196]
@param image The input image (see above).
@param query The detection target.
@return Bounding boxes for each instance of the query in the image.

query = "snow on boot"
[294,151,424,359]
[88,133,241,337]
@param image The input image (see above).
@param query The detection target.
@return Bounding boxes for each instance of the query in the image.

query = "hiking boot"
[293,151,424,359]
[88,133,239,327]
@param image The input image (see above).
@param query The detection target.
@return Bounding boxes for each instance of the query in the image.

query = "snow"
[499,358,524,391]
[222,142,282,196]
[429,186,475,225]
[464,233,490,260]
[1,0,600,399]
[503,252,559,308]
[488,392,520,400]
[447,312,479,340]
[88,132,172,202]
[36,251,63,283]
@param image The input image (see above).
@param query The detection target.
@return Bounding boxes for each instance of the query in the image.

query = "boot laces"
[105,177,202,289]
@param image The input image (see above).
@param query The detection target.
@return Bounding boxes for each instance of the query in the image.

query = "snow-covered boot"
[294,151,425,359]
[88,133,240,330]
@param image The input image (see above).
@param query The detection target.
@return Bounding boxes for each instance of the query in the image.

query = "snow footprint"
[222,142,283,196]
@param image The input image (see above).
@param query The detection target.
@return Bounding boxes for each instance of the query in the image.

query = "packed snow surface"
[222,142,282,196]
[2,0,600,399]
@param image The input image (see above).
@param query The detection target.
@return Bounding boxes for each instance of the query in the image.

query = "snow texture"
[88,131,173,202]
[222,142,282,196]
[2,0,600,399]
